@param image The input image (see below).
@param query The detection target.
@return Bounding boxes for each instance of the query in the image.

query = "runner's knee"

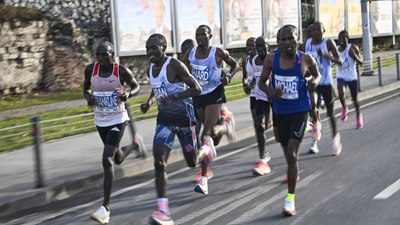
[102,145,117,168]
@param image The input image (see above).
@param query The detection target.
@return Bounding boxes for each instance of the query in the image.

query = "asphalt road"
[3,93,400,225]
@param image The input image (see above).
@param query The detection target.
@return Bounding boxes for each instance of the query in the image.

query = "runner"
[182,25,239,194]
[304,21,343,155]
[251,36,272,176]
[242,37,257,129]
[83,41,140,224]
[259,24,321,216]
[336,30,364,129]
[141,33,211,225]
[181,39,232,184]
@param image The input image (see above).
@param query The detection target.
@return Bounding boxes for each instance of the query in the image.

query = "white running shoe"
[149,210,174,225]
[308,140,319,154]
[221,106,237,143]
[283,198,297,216]
[194,176,208,194]
[90,206,110,224]
[332,133,342,156]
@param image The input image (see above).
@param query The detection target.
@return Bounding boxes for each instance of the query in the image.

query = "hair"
[148,33,167,51]
[255,36,268,48]
[197,24,212,34]
[181,39,196,54]
[280,24,299,41]
[96,41,115,56]
[338,30,349,39]
[312,21,325,32]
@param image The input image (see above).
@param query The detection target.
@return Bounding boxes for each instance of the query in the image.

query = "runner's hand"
[140,102,150,114]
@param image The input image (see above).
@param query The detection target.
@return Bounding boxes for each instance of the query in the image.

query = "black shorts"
[317,85,335,106]
[96,121,127,147]
[275,111,309,146]
[255,99,270,116]
[193,85,226,109]
[337,78,358,98]
[250,96,256,110]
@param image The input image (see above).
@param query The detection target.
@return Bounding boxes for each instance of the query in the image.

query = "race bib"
[93,91,121,112]
[191,64,210,85]
[274,75,299,100]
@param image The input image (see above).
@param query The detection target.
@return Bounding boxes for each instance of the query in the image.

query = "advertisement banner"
[394,1,400,34]
[115,0,173,55]
[223,0,263,47]
[370,1,393,35]
[347,0,362,36]
[265,0,300,44]
[175,0,221,51]
[318,0,345,38]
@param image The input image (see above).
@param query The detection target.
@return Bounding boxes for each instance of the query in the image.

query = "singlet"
[90,62,129,127]
[271,50,311,114]
[252,55,268,101]
[305,38,332,85]
[189,46,222,95]
[336,44,358,81]
[245,55,256,97]
[149,57,196,127]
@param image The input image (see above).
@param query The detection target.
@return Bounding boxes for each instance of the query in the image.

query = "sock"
[157,198,169,214]
[287,193,295,202]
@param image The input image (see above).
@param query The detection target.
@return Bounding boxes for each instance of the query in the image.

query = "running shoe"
[221,106,237,143]
[252,160,271,176]
[197,136,217,164]
[332,133,342,156]
[90,206,110,224]
[193,167,214,183]
[308,140,319,154]
[149,210,174,225]
[311,120,322,141]
[340,107,349,122]
[356,114,364,129]
[194,176,208,194]
[283,198,297,216]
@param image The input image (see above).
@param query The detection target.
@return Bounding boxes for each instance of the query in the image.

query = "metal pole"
[361,0,375,76]
[356,63,361,92]
[396,53,400,80]
[377,57,382,86]
[31,117,45,188]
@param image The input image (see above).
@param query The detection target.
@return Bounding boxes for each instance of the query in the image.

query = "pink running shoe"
[356,115,364,129]
[340,107,349,122]
[149,210,174,225]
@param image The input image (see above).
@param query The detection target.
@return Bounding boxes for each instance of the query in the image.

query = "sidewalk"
[0,52,400,219]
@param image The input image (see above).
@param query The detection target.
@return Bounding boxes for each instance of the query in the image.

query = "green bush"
[0,5,43,21]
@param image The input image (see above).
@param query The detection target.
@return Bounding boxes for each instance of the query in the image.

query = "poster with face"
[347,0,362,36]
[115,0,173,55]
[265,0,300,44]
[370,1,393,35]
[224,0,262,47]
[318,0,345,37]
[393,1,400,34]
[175,0,221,50]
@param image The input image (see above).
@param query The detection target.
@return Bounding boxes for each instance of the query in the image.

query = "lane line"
[373,179,400,200]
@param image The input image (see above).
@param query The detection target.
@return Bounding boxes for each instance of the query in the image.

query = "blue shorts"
[153,123,197,152]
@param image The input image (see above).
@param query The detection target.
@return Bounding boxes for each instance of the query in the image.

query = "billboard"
[223,0,263,48]
[115,0,173,55]
[318,0,345,37]
[175,0,221,51]
[347,0,362,37]
[394,1,400,34]
[370,1,393,36]
[265,0,300,44]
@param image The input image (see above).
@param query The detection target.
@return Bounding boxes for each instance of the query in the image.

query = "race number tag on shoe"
[93,91,121,112]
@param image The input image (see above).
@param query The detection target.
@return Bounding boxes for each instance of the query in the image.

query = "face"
[338,33,348,47]
[146,37,165,63]
[195,27,211,48]
[245,38,256,56]
[255,40,268,58]
[279,28,298,56]
[311,23,324,41]
[95,44,113,65]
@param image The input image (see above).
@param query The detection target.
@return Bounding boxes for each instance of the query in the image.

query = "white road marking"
[373,179,400,200]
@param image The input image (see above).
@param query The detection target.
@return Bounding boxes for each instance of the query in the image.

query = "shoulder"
[301,52,316,64]
[84,63,96,74]
[118,64,133,75]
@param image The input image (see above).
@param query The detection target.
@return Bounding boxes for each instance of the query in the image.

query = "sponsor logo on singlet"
[191,64,210,85]
[93,91,120,112]
[153,82,168,102]
[274,74,299,100]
